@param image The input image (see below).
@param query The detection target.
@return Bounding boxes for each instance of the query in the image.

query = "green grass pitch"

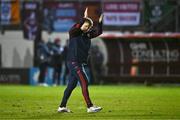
[0,85,180,119]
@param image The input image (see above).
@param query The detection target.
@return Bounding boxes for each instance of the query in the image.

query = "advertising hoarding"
[103,2,141,26]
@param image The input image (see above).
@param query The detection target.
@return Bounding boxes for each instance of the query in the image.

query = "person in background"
[51,38,63,86]
[37,39,51,86]
[61,40,69,85]
[91,45,104,75]
[24,12,38,40]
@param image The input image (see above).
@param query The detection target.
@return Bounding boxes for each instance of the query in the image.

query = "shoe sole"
[87,108,102,113]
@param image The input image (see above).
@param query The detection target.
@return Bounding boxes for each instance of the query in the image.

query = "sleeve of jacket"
[89,21,103,39]
[69,19,84,38]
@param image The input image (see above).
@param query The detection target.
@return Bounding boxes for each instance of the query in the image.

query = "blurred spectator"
[24,12,38,40]
[43,8,54,33]
[51,38,63,86]
[37,39,51,86]
[90,45,104,75]
[61,40,69,85]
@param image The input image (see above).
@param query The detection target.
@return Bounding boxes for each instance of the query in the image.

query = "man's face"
[81,22,91,32]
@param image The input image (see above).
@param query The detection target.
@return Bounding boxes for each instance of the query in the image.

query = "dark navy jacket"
[67,19,102,64]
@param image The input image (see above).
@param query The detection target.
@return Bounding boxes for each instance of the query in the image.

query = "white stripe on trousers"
[81,64,90,82]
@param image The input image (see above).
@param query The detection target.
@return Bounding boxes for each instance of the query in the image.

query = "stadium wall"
[0,31,69,68]
[0,31,33,68]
